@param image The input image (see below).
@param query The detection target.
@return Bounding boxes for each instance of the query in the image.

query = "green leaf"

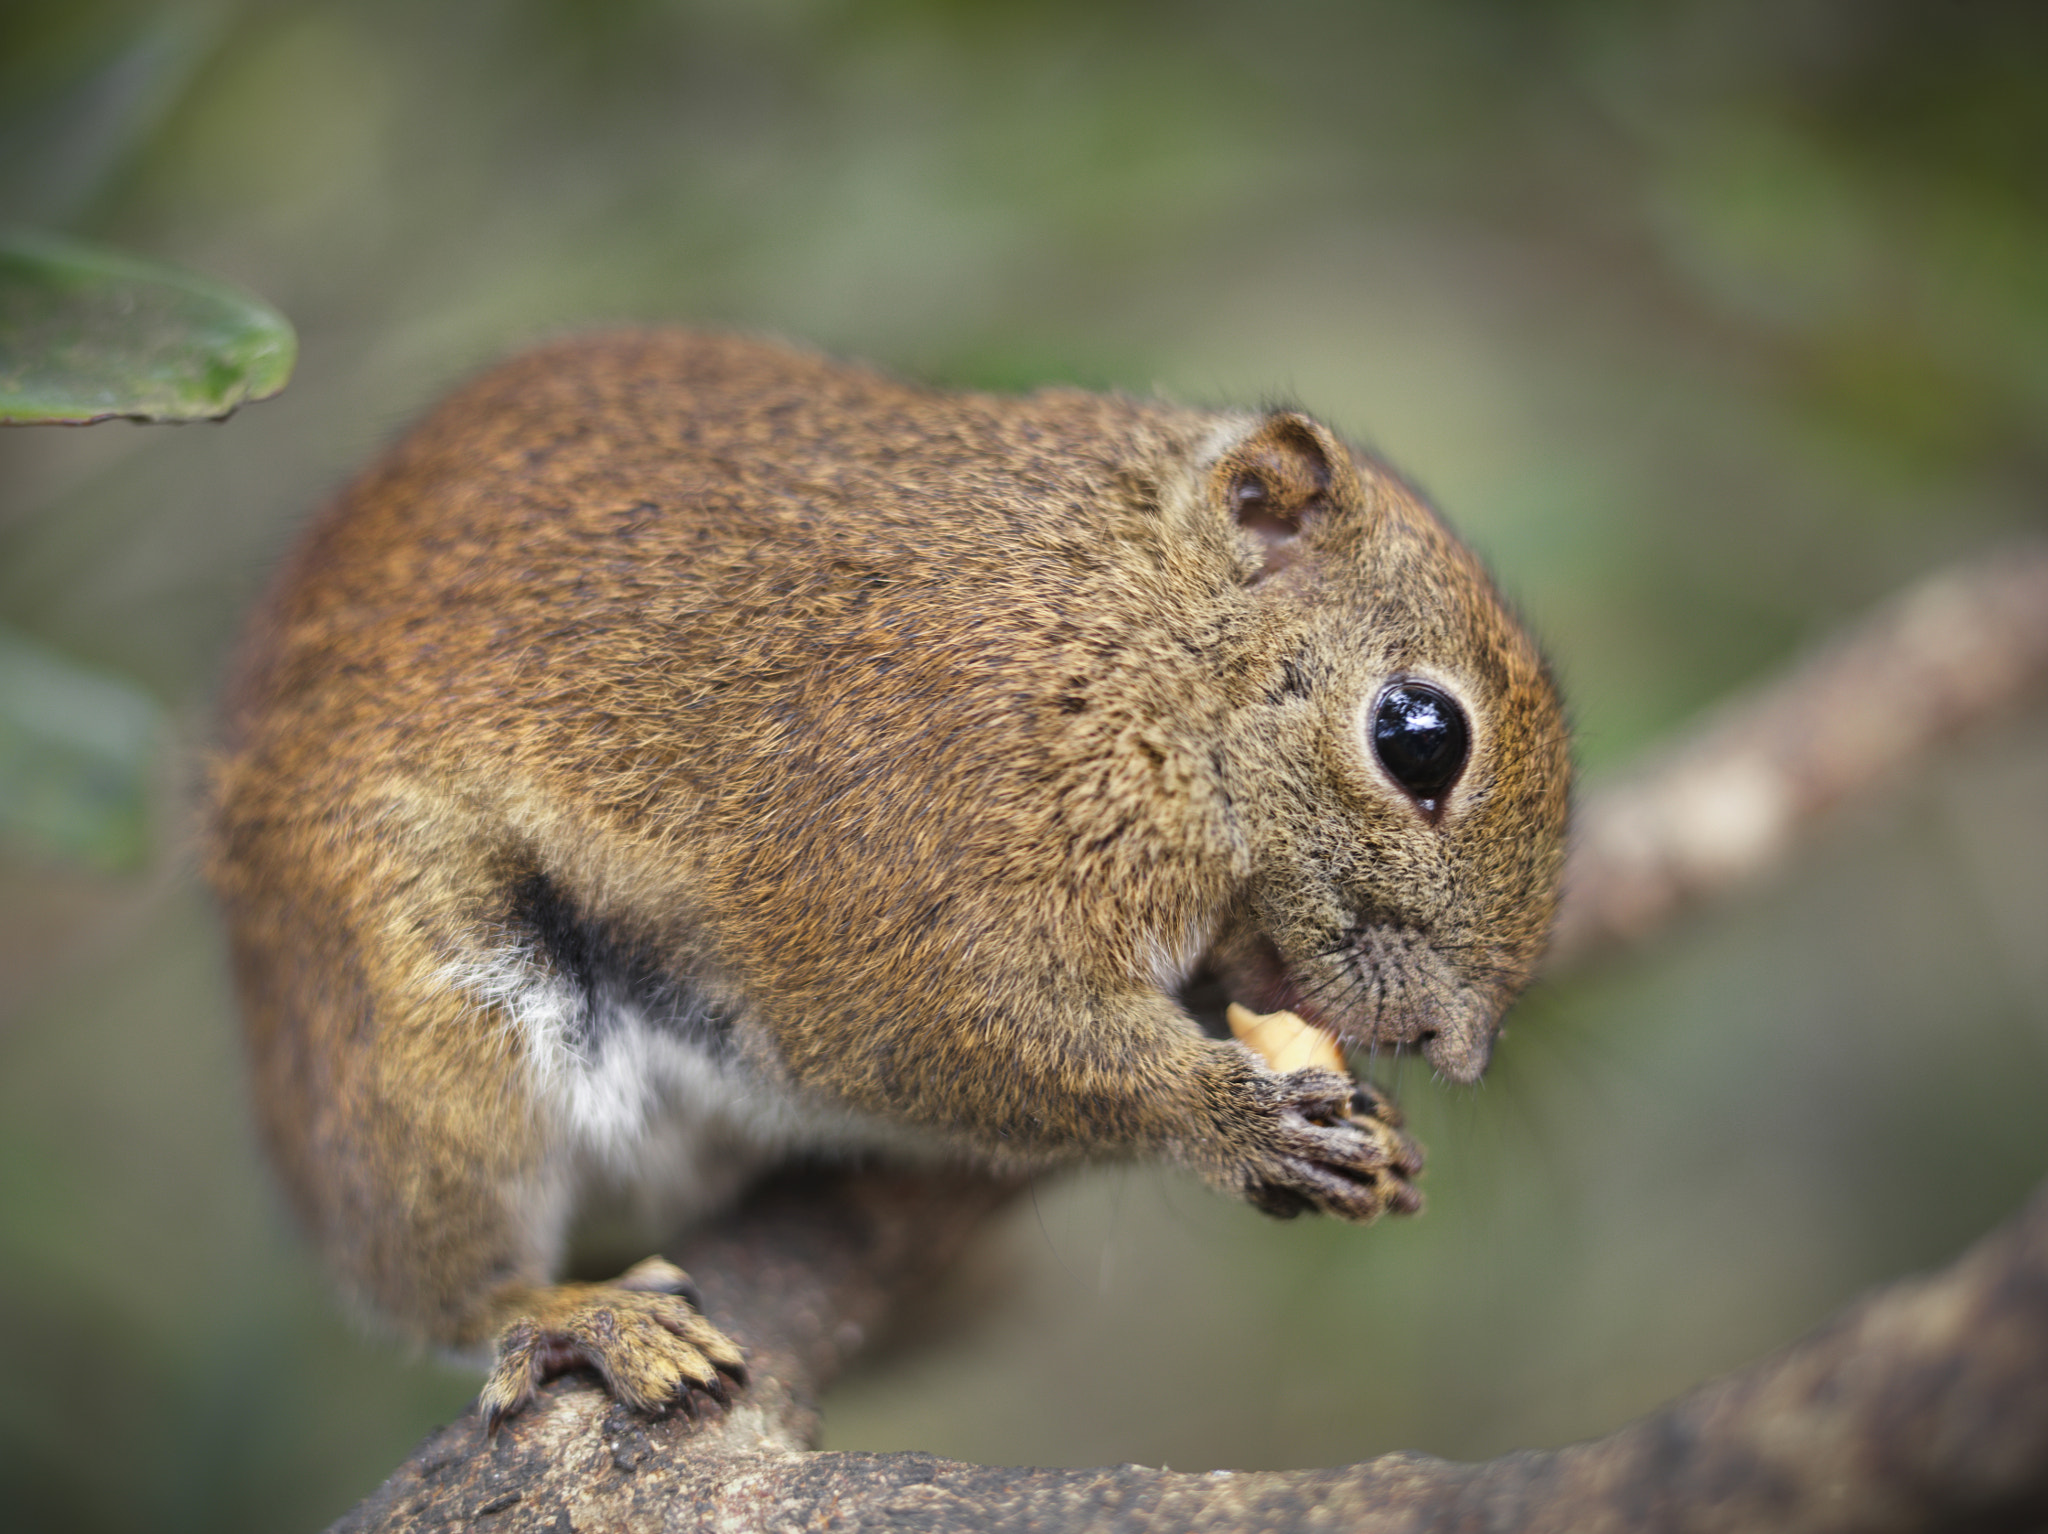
[0,626,162,868]
[0,230,295,424]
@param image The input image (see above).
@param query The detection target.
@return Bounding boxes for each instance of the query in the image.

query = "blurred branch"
[1550,540,2048,968]
[331,545,2048,1533]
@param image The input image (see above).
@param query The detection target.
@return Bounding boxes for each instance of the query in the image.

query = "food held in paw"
[1226,1002,1347,1075]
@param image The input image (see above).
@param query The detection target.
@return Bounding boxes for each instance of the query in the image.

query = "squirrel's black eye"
[1372,682,1469,813]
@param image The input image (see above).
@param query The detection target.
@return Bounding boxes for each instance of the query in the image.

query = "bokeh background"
[4,2,2047,1529]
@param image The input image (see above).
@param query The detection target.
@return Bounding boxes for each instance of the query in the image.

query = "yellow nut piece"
[1226,1002,1347,1076]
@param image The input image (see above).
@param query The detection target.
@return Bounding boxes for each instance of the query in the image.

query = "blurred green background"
[3,1,2046,1528]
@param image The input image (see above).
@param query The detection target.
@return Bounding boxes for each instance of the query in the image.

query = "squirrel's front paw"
[1233,1066,1426,1225]
[478,1257,747,1429]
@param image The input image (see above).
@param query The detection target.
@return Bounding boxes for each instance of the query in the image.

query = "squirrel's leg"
[230,901,744,1426]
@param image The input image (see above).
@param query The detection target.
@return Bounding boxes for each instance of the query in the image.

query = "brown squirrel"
[206,331,1570,1424]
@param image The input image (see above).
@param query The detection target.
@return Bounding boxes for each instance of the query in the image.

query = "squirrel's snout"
[1418,1009,1495,1083]
[1325,926,1505,1083]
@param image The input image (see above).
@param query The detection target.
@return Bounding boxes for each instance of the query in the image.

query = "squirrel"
[206,330,1571,1425]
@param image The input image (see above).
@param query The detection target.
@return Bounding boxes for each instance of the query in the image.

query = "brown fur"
[207,331,1570,1419]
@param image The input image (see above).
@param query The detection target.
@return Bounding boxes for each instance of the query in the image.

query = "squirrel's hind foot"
[478,1258,747,1430]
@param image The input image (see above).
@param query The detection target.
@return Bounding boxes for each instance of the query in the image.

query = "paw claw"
[479,1325,546,1433]
[1348,1080,1404,1129]
[615,1256,703,1308]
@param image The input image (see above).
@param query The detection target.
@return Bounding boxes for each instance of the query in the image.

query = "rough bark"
[331,545,2048,1533]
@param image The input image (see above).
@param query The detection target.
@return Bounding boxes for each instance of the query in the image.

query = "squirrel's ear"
[1213,412,1358,581]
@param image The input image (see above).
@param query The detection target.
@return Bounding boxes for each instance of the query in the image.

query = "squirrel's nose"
[1418,1002,1496,1083]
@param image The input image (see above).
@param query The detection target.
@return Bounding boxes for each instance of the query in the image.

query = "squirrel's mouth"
[1178,931,1321,1042]
[1183,927,1497,1083]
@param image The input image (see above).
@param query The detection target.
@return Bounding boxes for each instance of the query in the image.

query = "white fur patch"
[438,942,931,1229]
[1138,913,1215,998]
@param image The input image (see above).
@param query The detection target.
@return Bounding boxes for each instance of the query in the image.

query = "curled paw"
[1239,1065,1426,1225]
[477,1258,746,1429]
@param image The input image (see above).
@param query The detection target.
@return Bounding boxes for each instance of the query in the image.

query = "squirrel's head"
[1197,412,1572,1082]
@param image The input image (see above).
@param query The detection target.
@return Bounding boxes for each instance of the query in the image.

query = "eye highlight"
[1371,682,1470,815]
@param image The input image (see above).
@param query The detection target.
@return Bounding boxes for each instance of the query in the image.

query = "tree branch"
[331,545,2048,1532]
[342,1169,2048,1531]
[1550,541,2048,968]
